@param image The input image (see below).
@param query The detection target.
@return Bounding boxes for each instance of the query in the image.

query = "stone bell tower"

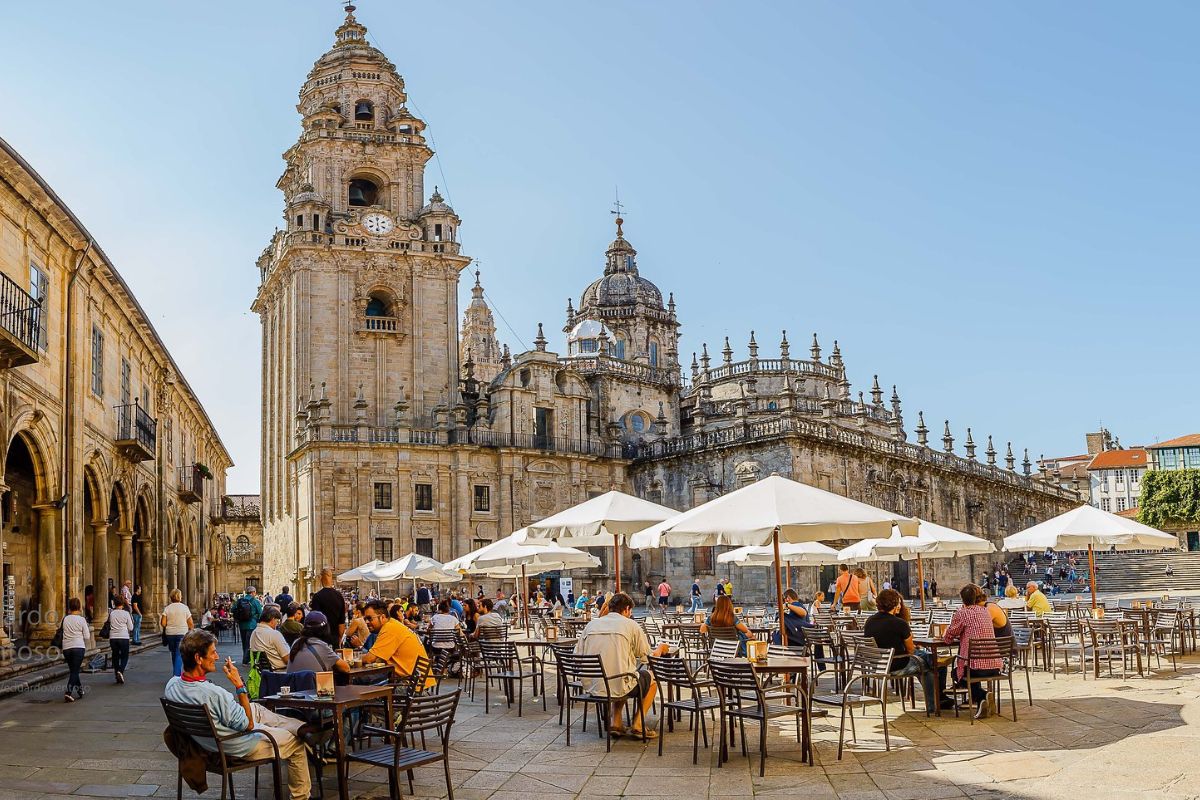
[252,5,472,591]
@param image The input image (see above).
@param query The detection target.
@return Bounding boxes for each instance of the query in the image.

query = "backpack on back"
[234,597,254,623]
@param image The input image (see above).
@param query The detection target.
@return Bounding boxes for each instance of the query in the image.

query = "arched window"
[365,295,389,317]
[613,337,626,360]
[649,341,659,366]
[354,100,374,121]
[236,534,250,549]
[349,178,378,207]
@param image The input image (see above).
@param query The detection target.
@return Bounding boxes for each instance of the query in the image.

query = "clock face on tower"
[362,213,394,236]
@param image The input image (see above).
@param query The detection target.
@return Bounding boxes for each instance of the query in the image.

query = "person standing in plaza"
[164,630,312,800]
[234,587,263,664]
[107,594,135,684]
[120,579,133,607]
[61,597,93,702]
[161,589,194,677]
[834,564,861,611]
[643,580,653,609]
[416,583,431,614]
[309,569,347,647]
[129,583,144,645]
[656,577,671,608]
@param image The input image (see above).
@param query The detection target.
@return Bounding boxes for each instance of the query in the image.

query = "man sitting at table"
[249,605,291,671]
[1025,581,1052,616]
[164,630,312,800]
[863,589,948,713]
[576,592,669,738]
[359,598,432,685]
[474,598,506,639]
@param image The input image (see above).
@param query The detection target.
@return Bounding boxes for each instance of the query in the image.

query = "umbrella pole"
[917,554,926,610]
[772,527,787,646]
[522,563,530,634]
[1088,543,1097,610]
[613,532,621,594]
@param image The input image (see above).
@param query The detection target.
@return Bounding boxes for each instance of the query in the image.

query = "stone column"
[176,551,186,601]
[118,531,134,587]
[186,555,198,610]
[31,504,62,643]
[91,522,109,627]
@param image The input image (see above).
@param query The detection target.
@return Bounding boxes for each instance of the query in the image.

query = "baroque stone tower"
[252,6,472,591]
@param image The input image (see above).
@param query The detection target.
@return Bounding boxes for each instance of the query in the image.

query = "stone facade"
[255,9,1081,603]
[0,137,233,653]
[213,494,263,596]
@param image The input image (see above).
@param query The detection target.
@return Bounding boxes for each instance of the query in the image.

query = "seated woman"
[700,595,751,656]
[943,584,1003,719]
[862,588,945,713]
[344,603,370,649]
[287,611,351,684]
[997,584,1025,611]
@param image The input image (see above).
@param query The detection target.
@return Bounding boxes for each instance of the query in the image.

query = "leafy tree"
[1138,469,1200,527]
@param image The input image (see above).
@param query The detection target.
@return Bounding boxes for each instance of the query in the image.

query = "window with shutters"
[90,326,104,397]
[120,358,131,405]
[29,262,47,350]
[473,485,490,512]
[414,483,433,511]
[374,537,394,563]
[373,482,393,510]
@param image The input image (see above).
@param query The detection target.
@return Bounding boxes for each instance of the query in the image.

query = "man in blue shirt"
[163,630,311,800]
[274,585,294,609]
[449,593,464,620]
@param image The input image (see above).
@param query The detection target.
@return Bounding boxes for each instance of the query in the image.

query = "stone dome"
[289,184,326,206]
[419,188,455,217]
[580,272,664,310]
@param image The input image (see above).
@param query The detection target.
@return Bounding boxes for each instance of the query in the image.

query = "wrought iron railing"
[115,402,156,452]
[0,272,42,354]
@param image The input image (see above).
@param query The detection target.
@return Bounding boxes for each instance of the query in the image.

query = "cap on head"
[304,610,329,626]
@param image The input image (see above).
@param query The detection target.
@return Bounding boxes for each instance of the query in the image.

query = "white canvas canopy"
[523,490,677,590]
[837,520,995,606]
[359,553,460,584]
[336,559,386,583]
[717,541,840,567]
[1002,504,1179,607]
[630,474,918,643]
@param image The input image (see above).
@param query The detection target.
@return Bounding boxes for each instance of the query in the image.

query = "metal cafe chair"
[352,689,462,800]
[709,658,809,775]
[557,652,645,751]
[479,640,544,717]
[811,643,896,759]
[647,654,721,764]
[161,698,284,800]
[947,636,1019,723]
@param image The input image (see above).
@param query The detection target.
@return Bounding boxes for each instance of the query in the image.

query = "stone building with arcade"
[0,137,232,655]
[255,8,1080,602]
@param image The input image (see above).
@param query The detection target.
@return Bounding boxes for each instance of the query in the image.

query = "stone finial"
[810,333,821,362]
[566,297,574,316]
[890,385,902,415]
[830,340,844,369]
[748,331,758,359]
[871,375,883,407]
[780,330,790,360]
[700,343,711,371]
[690,352,699,381]
[668,292,676,315]
[1006,441,1016,471]
[319,381,329,402]
[472,270,485,298]
[722,336,733,365]
[501,343,512,367]
[986,435,996,466]
[916,411,929,447]
[534,323,547,351]
[965,427,976,460]
[1022,448,1032,475]
[942,420,954,453]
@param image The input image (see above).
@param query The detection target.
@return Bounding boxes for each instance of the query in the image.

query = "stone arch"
[108,480,132,532]
[4,423,61,640]
[80,464,105,524]
[7,423,56,503]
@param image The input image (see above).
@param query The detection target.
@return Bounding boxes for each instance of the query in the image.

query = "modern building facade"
[0,137,233,655]
[255,8,1080,602]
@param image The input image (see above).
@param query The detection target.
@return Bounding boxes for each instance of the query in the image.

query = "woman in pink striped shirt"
[943,584,1002,719]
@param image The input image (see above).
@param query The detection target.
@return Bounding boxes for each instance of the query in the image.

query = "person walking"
[160,588,194,677]
[108,594,135,684]
[656,578,672,608]
[234,587,263,664]
[643,580,653,609]
[61,597,93,702]
[688,578,703,612]
[129,583,144,645]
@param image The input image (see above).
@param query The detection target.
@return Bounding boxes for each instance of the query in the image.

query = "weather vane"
[610,187,626,235]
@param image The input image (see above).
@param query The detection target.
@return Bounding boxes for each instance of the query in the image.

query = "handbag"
[50,619,64,650]
[99,619,111,640]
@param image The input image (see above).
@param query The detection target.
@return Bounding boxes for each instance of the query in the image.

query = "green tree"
[1138,469,1200,527]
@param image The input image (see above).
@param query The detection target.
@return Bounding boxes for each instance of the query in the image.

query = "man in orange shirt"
[360,598,432,685]
[834,564,861,611]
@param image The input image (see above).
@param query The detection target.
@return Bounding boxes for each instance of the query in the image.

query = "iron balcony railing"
[0,271,42,365]
[114,402,157,460]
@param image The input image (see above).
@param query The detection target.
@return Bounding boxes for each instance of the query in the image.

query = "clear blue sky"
[3,1,1196,492]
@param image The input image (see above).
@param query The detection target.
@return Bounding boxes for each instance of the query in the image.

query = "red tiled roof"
[1087,449,1148,470]
[1150,434,1200,449]
[1115,507,1140,519]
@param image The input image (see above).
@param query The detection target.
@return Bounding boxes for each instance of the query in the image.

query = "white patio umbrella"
[523,490,678,592]
[630,474,919,644]
[1003,505,1179,608]
[718,541,840,596]
[837,520,995,607]
[336,559,386,583]
[359,553,460,599]
[445,529,601,631]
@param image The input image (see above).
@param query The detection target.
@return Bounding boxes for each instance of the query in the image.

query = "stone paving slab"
[3,647,1200,798]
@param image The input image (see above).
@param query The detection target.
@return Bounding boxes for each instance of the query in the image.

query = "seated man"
[279,603,305,646]
[1025,581,1051,616]
[575,591,669,738]
[164,630,312,800]
[862,588,947,713]
[474,598,506,639]
[248,605,291,671]
[359,598,434,687]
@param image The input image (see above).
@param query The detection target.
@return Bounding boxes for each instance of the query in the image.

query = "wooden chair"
[811,644,895,759]
[647,654,720,764]
[352,689,461,800]
[160,698,284,800]
[709,659,808,775]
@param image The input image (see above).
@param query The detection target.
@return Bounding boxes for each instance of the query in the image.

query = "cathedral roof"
[308,6,399,82]
[579,218,664,310]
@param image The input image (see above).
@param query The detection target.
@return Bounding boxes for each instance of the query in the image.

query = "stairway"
[1091,550,1200,594]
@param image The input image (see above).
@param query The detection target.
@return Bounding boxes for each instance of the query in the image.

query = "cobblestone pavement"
[1,644,1200,799]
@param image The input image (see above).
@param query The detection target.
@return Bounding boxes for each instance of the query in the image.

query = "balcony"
[0,272,42,368]
[115,402,156,462]
[178,464,203,504]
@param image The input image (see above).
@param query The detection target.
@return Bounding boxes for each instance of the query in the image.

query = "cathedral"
[254,8,1079,601]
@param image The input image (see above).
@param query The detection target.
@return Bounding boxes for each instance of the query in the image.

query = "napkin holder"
[553,608,562,620]
[341,648,354,662]
[746,640,768,662]
[315,671,335,698]
[735,606,744,616]
[931,622,947,639]
[675,603,684,613]
[544,625,558,641]
[693,611,705,624]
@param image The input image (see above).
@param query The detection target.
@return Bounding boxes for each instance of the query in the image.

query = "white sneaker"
[974,697,990,719]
